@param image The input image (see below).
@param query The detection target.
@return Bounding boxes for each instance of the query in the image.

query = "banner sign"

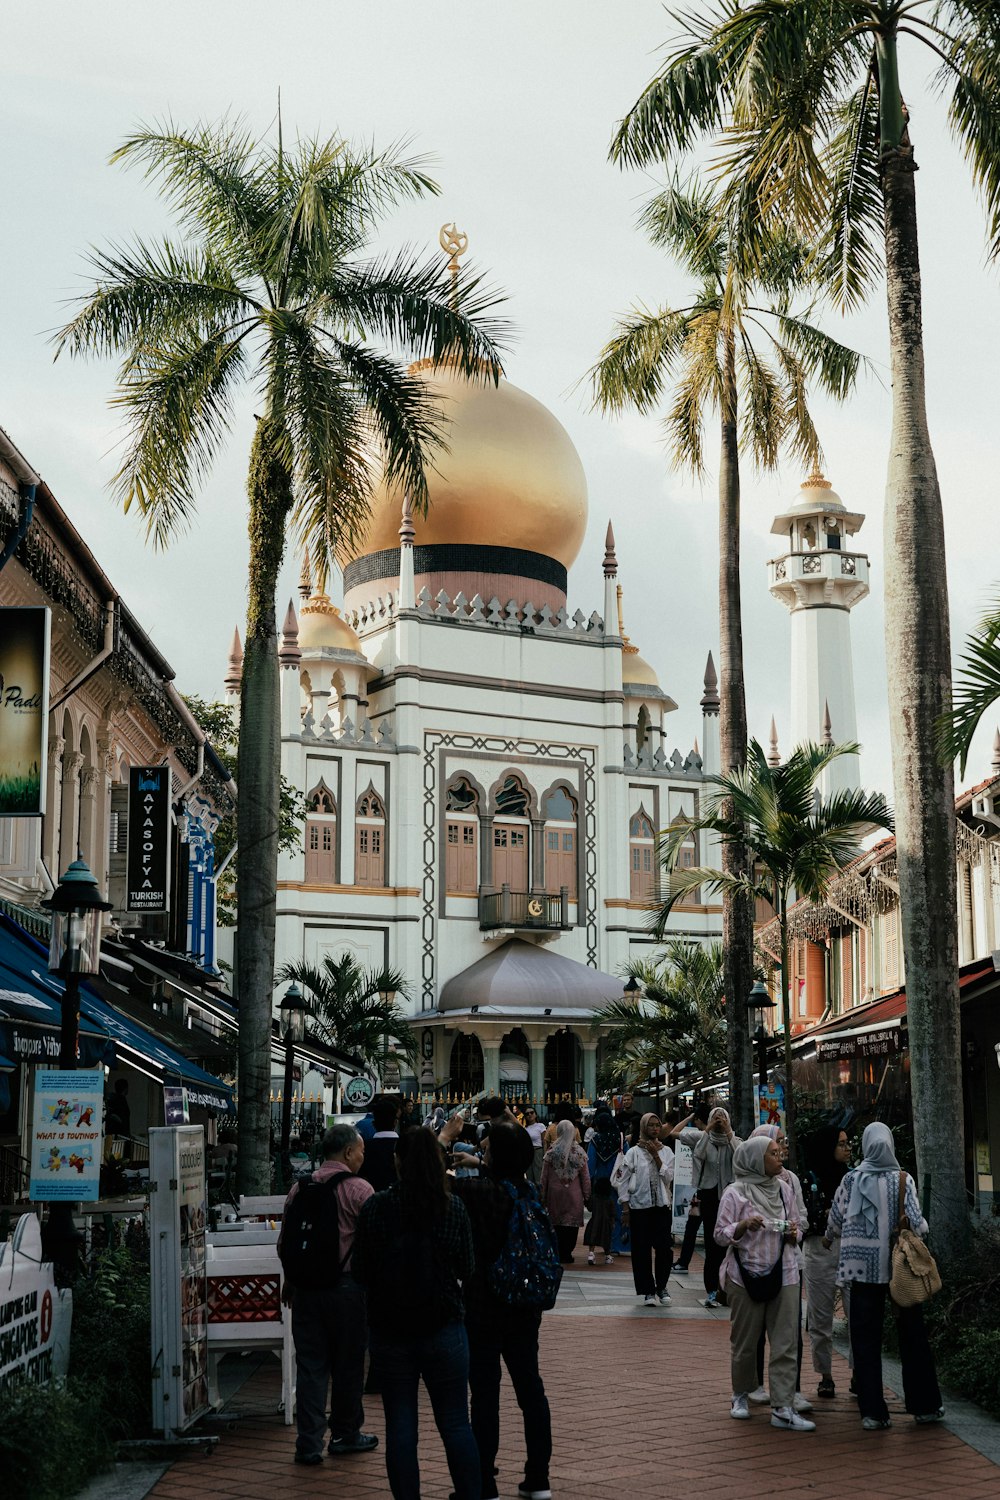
[0,606,50,817]
[816,1027,903,1063]
[29,1068,105,1200]
[150,1125,209,1438]
[0,1214,72,1393]
[127,766,171,912]
[671,1138,695,1237]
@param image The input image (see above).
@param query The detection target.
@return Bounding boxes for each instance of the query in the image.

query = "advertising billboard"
[150,1125,210,1438]
[29,1068,105,1201]
[126,765,171,912]
[0,606,50,817]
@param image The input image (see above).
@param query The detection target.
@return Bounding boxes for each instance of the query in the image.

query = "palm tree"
[278,954,416,1078]
[589,177,866,1135]
[610,0,998,1260]
[655,740,893,1158]
[939,595,1000,776]
[55,118,506,1191]
[596,940,727,1096]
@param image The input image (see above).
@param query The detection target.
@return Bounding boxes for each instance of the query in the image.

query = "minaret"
[224,627,243,705]
[768,468,870,793]
[279,601,301,736]
[767,717,781,768]
[603,520,619,634]
[700,651,720,774]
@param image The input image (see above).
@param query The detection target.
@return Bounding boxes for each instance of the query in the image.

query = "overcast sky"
[3,2,999,803]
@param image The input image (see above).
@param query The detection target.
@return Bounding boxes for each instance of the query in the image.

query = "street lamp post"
[279,982,309,1156]
[622,974,655,1110]
[378,981,398,1091]
[746,979,778,1094]
[41,857,112,1272]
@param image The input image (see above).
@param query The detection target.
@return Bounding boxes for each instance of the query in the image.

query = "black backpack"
[278,1173,350,1289]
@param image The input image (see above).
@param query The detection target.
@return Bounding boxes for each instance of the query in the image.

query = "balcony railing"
[478,886,571,932]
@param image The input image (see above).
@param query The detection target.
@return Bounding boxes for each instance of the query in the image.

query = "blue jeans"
[370,1321,481,1500]
[468,1311,551,1496]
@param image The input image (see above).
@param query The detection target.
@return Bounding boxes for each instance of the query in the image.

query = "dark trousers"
[849,1282,942,1421]
[677,1209,703,1267]
[369,1321,481,1500]
[629,1205,673,1295]
[555,1224,579,1262]
[468,1312,552,1496]
[291,1276,366,1458]
[699,1185,724,1294]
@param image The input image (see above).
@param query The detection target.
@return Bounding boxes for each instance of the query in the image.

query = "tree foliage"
[278,952,416,1071]
[596,940,726,1093]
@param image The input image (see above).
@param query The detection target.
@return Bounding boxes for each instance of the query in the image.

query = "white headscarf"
[547,1118,584,1181]
[846,1122,901,1235]
[732,1136,786,1218]
[693,1106,737,1190]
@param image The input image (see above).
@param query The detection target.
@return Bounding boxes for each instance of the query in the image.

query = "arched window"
[355,782,386,886]
[445,776,479,894]
[542,785,577,899]
[304,780,337,883]
[670,818,698,904]
[637,704,650,752]
[492,774,530,890]
[629,808,655,903]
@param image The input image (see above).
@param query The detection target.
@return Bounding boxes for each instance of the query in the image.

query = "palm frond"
[939,15,1000,262]
[638,178,726,282]
[589,305,694,416]
[818,81,883,311]
[611,24,731,167]
[937,615,1000,774]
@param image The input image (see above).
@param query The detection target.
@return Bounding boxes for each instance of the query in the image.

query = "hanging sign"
[149,1125,209,1438]
[0,1215,72,1392]
[0,606,50,817]
[343,1075,375,1109]
[29,1068,104,1201]
[126,766,171,912]
[754,1080,786,1131]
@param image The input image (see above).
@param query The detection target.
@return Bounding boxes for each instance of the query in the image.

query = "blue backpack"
[488,1181,563,1311]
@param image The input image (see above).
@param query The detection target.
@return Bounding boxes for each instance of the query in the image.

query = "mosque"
[220,238,871,1106]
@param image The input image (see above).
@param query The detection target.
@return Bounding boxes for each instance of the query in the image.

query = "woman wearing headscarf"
[801,1125,852,1398]
[826,1121,942,1429]
[715,1136,814,1431]
[616,1113,675,1305]
[584,1108,623,1265]
[670,1104,741,1308]
[522,1107,546,1185]
[540,1118,591,1263]
[748,1124,812,1414]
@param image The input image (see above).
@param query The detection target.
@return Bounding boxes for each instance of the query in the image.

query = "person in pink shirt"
[715,1136,814,1432]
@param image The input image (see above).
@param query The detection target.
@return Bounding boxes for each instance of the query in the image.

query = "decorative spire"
[439,223,469,310]
[767,716,781,767]
[692,736,700,757]
[822,699,834,746]
[603,520,617,578]
[700,651,719,713]
[399,493,415,548]
[279,600,300,667]
[992,727,1000,775]
[616,583,639,654]
[298,548,312,601]
[802,463,833,491]
[224,627,243,694]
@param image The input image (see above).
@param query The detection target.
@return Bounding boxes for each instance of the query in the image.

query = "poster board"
[29,1069,104,1201]
[754,1080,786,1132]
[0,1215,72,1393]
[671,1138,695,1236]
[150,1125,209,1438]
[0,605,50,817]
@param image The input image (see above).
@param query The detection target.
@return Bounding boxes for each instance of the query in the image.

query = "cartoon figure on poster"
[754,1080,785,1131]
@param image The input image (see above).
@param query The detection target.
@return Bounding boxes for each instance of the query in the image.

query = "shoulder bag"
[889,1170,942,1307]
[732,1182,790,1304]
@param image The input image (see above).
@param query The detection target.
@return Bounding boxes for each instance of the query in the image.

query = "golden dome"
[297,593,364,654]
[342,362,588,568]
[622,650,661,689]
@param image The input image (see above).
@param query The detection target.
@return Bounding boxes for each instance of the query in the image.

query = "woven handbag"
[889,1170,942,1307]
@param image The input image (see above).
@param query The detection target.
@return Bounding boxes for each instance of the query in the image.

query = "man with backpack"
[446,1118,558,1500]
[278,1123,379,1467]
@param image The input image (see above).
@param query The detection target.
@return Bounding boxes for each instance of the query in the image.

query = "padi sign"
[0,606,50,817]
[126,766,171,912]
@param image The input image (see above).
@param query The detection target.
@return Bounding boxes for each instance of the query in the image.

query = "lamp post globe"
[746,979,777,1093]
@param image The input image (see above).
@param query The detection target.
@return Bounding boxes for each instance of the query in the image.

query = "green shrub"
[0,1378,111,1500]
[69,1246,152,1438]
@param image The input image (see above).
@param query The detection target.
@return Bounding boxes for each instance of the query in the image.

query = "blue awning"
[78,987,234,1114]
[0,914,114,1069]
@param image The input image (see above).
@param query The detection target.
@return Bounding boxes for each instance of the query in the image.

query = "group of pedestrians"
[279,1097,556,1500]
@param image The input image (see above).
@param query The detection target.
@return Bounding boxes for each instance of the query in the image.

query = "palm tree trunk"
[718,342,755,1137]
[235,417,294,1194]
[777,896,796,1163]
[880,114,968,1256]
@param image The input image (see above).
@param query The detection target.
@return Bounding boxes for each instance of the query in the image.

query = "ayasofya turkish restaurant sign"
[0,607,50,818]
[127,765,171,912]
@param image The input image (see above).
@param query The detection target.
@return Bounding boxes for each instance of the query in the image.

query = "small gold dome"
[340,362,588,568]
[623,650,661,689]
[297,593,364,654]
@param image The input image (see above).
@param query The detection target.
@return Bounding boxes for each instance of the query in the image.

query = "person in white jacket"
[617,1113,675,1306]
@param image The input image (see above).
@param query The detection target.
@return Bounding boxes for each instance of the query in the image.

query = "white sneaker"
[793,1392,814,1414]
[657,1290,672,1306]
[748,1385,769,1404]
[731,1394,750,1420]
[643,1293,657,1306]
[587,1251,596,1265]
[771,1406,816,1432]
[604,1254,615,1265]
[517,1486,552,1500]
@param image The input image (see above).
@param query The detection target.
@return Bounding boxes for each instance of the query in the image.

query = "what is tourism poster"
[29,1069,104,1201]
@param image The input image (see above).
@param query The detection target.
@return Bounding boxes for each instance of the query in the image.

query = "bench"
[206,1229,294,1423]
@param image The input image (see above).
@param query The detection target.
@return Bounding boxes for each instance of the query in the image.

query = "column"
[92,733,115,895]
[581,1040,598,1105]
[530,818,545,894]
[529,1040,547,1104]
[43,735,64,871]
[77,766,99,874]
[479,814,494,889]
[58,750,83,874]
[481,1038,501,1097]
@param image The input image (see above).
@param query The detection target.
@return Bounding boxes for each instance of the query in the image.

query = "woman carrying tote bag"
[825,1121,943,1430]
[714,1136,814,1431]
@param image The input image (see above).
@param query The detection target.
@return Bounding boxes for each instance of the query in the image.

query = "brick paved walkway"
[148,1257,1000,1500]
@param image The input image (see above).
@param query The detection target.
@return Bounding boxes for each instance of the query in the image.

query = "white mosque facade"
[225,359,727,1104]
